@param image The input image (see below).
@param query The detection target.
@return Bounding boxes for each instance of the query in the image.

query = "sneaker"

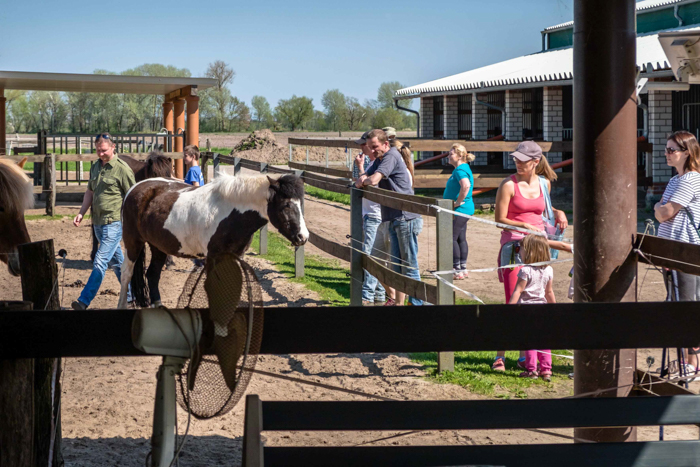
[71,300,87,311]
[383,298,396,307]
[520,370,539,379]
[492,357,506,372]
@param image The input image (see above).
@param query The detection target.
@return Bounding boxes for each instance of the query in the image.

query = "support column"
[162,100,174,151]
[419,97,434,160]
[444,95,459,140]
[173,98,186,179]
[648,88,673,198]
[0,88,6,155]
[573,0,637,444]
[186,94,200,149]
[504,90,523,169]
[543,86,564,166]
[472,93,488,166]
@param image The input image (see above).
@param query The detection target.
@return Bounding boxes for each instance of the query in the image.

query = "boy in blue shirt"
[184,145,205,186]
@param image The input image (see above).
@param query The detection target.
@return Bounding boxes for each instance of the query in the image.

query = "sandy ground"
[0,197,695,466]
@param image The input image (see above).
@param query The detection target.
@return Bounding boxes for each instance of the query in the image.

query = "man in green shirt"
[72,133,136,310]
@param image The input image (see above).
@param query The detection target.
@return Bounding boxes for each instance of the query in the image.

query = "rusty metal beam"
[573,0,638,443]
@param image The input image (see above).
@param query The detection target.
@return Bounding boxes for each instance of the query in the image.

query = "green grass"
[410,350,574,398]
[249,230,350,306]
[305,185,351,205]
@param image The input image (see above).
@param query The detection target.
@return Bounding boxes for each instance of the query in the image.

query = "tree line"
[4,61,416,135]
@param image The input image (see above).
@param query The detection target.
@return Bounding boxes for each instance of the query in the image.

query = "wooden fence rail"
[308,231,351,262]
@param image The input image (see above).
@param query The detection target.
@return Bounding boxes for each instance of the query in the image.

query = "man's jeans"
[362,215,386,302]
[389,217,424,306]
[79,221,132,307]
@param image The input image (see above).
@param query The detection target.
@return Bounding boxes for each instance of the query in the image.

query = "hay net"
[175,254,264,419]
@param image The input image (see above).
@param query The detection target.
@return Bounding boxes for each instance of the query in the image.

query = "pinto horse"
[90,152,172,261]
[118,173,309,308]
[0,157,33,276]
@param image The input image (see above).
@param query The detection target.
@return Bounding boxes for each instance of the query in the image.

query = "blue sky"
[1,0,575,111]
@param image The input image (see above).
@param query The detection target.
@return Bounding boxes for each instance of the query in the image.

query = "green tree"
[321,89,347,131]
[377,81,412,110]
[307,110,329,131]
[274,95,314,131]
[251,95,272,128]
[345,97,367,131]
[371,107,404,131]
[203,61,236,131]
[228,97,251,131]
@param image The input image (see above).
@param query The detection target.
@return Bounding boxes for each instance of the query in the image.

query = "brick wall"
[543,86,563,166]
[445,95,458,139]
[472,93,489,166]
[420,97,434,160]
[504,90,523,169]
[648,89,673,193]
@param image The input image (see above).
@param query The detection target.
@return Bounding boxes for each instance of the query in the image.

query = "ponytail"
[391,139,415,183]
[536,155,557,182]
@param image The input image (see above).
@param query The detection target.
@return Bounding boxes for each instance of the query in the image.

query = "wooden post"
[173,98,185,179]
[43,153,56,217]
[213,153,221,179]
[18,240,63,467]
[200,154,210,185]
[350,187,364,306]
[259,162,269,255]
[243,395,264,467]
[0,88,6,156]
[34,130,46,186]
[294,169,305,278]
[0,301,33,467]
[435,198,455,372]
[326,147,329,168]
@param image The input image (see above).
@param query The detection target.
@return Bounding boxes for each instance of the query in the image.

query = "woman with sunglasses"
[654,130,700,377]
[490,141,570,372]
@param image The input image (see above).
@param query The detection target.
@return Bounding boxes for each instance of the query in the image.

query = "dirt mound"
[231,130,289,164]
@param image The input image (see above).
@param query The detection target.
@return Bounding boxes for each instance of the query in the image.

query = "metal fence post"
[293,169,304,278]
[306,148,309,165]
[289,144,293,162]
[234,156,241,176]
[325,147,329,168]
[43,154,56,217]
[213,153,221,179]
[436,198,455,372]
[259,162,269,255]
[350,186,364,306]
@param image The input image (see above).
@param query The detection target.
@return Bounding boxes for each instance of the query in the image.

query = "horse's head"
[0,159,33,276]
[145,152,173,179]
[267,175,308,247]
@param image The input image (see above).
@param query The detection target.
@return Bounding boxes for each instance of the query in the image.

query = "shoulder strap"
[539,176,554,220]
[683,206,700,236]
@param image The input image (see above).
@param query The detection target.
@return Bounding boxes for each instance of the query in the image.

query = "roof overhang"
[0,70,217,95]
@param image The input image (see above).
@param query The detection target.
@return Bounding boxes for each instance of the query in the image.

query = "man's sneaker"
[71,300,87,311]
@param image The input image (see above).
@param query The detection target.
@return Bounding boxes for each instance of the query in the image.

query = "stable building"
[396,0,700,194]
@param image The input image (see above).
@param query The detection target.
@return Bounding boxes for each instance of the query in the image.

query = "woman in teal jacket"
[443,144,475,279]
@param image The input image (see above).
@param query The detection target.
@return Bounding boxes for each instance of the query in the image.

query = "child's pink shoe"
[519,370,538,379]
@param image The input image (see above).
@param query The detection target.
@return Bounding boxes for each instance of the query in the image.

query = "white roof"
[0,70,216,95]
[396,27,698,97]
[544,0,684,32]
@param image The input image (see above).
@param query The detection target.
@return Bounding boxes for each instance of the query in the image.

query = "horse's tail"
[130,247,150,307]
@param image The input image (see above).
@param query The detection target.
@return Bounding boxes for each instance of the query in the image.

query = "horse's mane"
[146,152,173,179]
[210,173,271,203]
[0,159,34,213]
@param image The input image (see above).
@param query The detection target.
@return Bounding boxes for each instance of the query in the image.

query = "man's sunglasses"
[95,133,112,140]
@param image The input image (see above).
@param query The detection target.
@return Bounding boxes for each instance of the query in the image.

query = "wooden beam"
[362,185,439,217]
[303,175,351,194]
[635,234,700,276]
[7,301,700,357]
[288,138,362,149]
[2,152,184,164]
[165,85,197,102]
[308,231,351,262]
[362,255,438,304]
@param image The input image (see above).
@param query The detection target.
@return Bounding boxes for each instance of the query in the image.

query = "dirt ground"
[0,195,695,466]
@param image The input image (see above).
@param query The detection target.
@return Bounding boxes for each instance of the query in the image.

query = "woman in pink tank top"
[490,141,569,372]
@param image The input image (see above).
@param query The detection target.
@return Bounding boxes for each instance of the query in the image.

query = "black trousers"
[453,216,469,269]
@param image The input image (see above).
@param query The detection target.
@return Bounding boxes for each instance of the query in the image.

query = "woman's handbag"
[539,176,565,259]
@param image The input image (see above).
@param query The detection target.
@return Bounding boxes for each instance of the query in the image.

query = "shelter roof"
[0,70,217,95]
[395,26,699,97]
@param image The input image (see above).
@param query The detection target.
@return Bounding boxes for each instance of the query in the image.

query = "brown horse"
[0,157,33,276]
[90,152,172,261]
[118,173,308,308]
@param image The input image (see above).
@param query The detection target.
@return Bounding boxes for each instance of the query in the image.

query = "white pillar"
[420,96,434,160]
[648,88,674,197]
[504,90,524,169]
[543,86,564,167]
[472,93,489,166]
[444,95,458,139]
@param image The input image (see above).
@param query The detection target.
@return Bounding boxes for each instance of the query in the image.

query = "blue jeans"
[79,221,131,307]
[362,215,386,302]
[389,217,424,306]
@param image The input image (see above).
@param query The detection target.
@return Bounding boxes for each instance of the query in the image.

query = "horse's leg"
[146,246,168,307]
[118,243,143,309]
